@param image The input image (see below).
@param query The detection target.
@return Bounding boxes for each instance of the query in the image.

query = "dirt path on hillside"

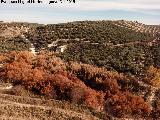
[0,82,102,120]
[0,94,101,120]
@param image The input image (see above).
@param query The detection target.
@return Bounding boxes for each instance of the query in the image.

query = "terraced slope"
[114,20,160,37]
[25,21,153,51]
[0,20,154,52]
[0,83,104,120]
[113,21,160,50]
[58,21,160,75]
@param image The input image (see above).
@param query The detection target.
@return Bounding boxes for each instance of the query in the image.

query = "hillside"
[0,20,160,119]
[0,84,103,120]
[1,20,160,75]
[0,20,155,52]
[0,50,160,119]
[26,20,154,50]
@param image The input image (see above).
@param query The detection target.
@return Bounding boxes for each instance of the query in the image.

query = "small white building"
[56,45,67,53]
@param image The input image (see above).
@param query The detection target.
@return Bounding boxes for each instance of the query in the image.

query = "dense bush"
[67,62,151,118]
[1,51,105,110]
[61,43,155,75]
[0,51,153,118]
[0,36,31,52]
[105,91,151,118]
[68,62,122,92]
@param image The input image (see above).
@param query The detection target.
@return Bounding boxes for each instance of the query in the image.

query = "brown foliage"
[105,91,151,118]
[36,51,66,73]
[69,62,123,80]
[0,51,152,118]
[146,66,160,87]
[8,51,35,64]
[68,62,123,92]
[103,79,120,95]
[1,51,105,110]
[0,55,7,63]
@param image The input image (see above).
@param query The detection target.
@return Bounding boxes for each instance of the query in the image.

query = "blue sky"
[0,0,160,25]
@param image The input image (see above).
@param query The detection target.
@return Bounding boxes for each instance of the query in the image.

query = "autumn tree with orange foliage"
[146,66,160,87]
[105,91,151,118]
[1,51,105,110]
